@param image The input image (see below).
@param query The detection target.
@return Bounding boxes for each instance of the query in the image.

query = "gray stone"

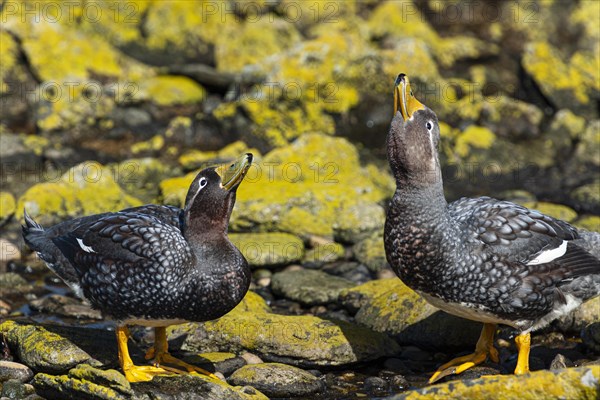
[0,272,32,296]
[29,295,102,320]
[229,363,325,398]
[271,269,355,305]
[0,361,33,383]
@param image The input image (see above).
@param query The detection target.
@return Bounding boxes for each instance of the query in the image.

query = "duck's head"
[184,153,253,234]
[387,73,441,187]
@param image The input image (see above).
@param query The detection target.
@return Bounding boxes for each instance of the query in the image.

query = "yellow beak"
[215,153,253,191]
[394,73,425,121]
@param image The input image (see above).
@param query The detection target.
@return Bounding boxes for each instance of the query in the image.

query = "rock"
[240,353,264,365]
[271,269,355,306]
[555,298,600,333]
[385,366,600,400]
[0,240,21,270]
[134,75,206,106]
[0,361,33,383]
[523,41,598,117]
[170,292,401,367]
[228,363,325,398]
[0,192,16,226]
[181,352,246,376]
[363,376,389,397]
[479,96,543,139]
[519,201,578,222]
[132,374,268,400]
[0,321,92,374]
[345,279,481,349]
[302,242,345,268]
[574,215,600,232]
[550,354,574,370]
[0,299,11,317]
[160,134,391,238]
[572,181,600,215]
[333,203,386,244]
[108,157,178,203]
[582,322,600,353]
[0,273,32,296]
[32,371,130,400]
[229,233,305,268]
[321,262,371,285]
[29,295,103,320]
[16,161,142,226]
[1,379,37,399]
[352,235,388,272]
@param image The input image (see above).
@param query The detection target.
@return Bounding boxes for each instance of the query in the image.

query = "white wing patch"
[527,240,568,265]
[76,238,96,253]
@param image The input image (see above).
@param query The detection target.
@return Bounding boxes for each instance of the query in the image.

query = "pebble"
[0,361,33,383]
[0,239,20,269]
[0,299,11,317]
[549,353,574,370]
[363,376,389,396]
[241,352,263,365]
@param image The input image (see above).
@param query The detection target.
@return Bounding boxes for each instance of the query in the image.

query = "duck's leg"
[429,323,499,383]
[514,332,530,375]
[117,326,176,383]
[145,327,220,380]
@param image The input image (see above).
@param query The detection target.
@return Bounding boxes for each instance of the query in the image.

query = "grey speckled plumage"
[384,76,600,334]
[23,156,252,325]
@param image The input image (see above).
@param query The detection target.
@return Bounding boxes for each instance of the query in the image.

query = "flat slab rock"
[228,362,325,398]
[271,269,355,305]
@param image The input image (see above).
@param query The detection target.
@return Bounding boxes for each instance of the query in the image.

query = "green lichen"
[303,242,345,265]
[1,321,91,374]
[162,133,391,237]
[454,125,496,158]
[575,216,600,232]
[68,364,132,396]
[178,141,261,171]
[229,233,305,268]
[136,76,206,106]
[0,191,16,223]
[173,292,400,367]
[523,42,595,106]
[394,366,600,400]
[32,372,129,400]
[352,235,388,272]
[131,135,164,155]
[108,157,176,203]
[519,202,578,223]
[353,279,436,335]
[0,30,18,94]
[215,16,300,73]
[16,161,142,226]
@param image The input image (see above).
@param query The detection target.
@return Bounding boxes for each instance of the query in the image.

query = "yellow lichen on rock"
[454,125,496,158]
[0,192,16,224]
[393,366,599,400]
[16,161,142,225]
[136,76,206,106]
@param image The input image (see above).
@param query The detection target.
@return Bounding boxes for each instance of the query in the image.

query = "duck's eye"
[199,177,208,188]
[426,121,433,131]
[410,90,413,97]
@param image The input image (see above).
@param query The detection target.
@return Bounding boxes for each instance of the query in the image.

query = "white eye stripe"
[196,177,208,196]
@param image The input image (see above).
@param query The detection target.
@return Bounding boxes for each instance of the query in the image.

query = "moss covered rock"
[228,363,325,398]
[352,235,388,272]
[519,202,578,223]
[109,157,178,203]
[387,366,599,400]
[347,279,481,350]
[229,233,304,268]
[333,203,385,244]
[575,216,600,232]
[271,269,355,306]
[161,134,391,238]
[134,75,206,106]
[0,273,32,296]
[171,291,401,367]
[0,192,16,226]
[302,242,345,267]
[16,161,142,226]
[0,321,92,374]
